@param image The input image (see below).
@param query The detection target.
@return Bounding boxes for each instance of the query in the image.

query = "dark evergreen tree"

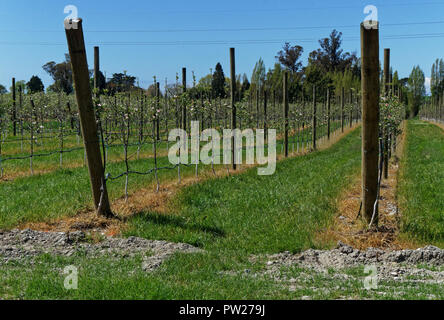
[211,63,226,98]
[106,72,136,94]
[27,76,45,93]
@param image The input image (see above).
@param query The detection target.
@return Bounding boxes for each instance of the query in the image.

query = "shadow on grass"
[126,211,226,247]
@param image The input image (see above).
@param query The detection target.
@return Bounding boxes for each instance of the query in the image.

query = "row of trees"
[1,29,432,121]
[0,76,45,95]
[430,58,444,100]
[182,29,361,105]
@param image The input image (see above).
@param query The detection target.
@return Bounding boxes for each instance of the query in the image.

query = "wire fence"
[0,87,362,200]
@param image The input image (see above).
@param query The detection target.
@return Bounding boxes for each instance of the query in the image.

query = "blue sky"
[0,0,443,92]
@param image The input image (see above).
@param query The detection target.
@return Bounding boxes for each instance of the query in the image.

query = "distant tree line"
[0,28,431,121]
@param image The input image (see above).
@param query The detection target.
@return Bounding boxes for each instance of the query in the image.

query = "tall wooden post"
[264,90,268,141]
[384,49,391,95]
[12,78,16,136]
[341,87,345,132]
[383,48,390,179]
[327,88,331,140]
[182,68,187,132]
[361,22,380,225]
[283,72,289,157]
[94,46,100,93]
[256,89,260,128]
[65,18,112,217]
[19,86,23,136]
[349,90,354,127]
[156,82,160,141]
[312,85,317,150]
[230,48,237,170]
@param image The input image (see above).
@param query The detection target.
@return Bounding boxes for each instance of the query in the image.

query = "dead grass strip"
[318,121,420,250]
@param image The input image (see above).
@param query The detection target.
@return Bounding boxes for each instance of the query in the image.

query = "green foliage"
[10,80,26,94]
[27,76,45,94]
[308,30,358,73]
[251,58,266,92]
[275,42,304,74]
[197,74,212,90]
[407,66,425,117]
[42,54,73,94]
[430,58,444,98]
[380,95,405,138]
[303,63,329,99]
[89,71,106,94]
[211,63,226,98]
[330,69,360,97]
[106,72,137,94]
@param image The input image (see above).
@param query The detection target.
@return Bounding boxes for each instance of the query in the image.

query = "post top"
[64,18,82,30]
[360,21,379,30]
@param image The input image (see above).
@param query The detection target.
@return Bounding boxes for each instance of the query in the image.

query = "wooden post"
[264,90,268,141]
[349,90,353,127]
[65,18,112,217]
[384,49,390,96]
[327,88,331,140]
[341,87,345,132]
[312,85,317,150]
[19,86,23,142]
[12,78,16,136]
[94,46,100,94]
[156,82,160,141]
[383,48,390,179]
[283,71,289,157]
[230,48,237,170]
[182,68,187,133]
[361,22,380,225]
[256,89,260,129]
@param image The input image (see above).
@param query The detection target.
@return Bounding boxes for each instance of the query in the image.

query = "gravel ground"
[0,229,201,271]
[2,229,443,295]
[255,242,444,284]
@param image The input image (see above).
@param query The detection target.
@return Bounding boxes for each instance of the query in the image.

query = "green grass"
[0,120,344,176]
[397,120,444,246]
[1,251,442,300]
[0,131,168,175]
[126,128,362,254]
[0,122,341,229]
[1,126,442,299]
[0,127,371,300]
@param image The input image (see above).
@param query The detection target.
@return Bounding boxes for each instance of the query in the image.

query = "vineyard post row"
[420,85,444,124]
[0,18,369,216]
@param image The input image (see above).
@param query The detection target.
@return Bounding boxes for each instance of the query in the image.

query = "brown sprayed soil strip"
[20,124,360,237]
[317,122,420,250]
[0,150,168,182]
[428,120,444,132]
[2,122,344,182]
